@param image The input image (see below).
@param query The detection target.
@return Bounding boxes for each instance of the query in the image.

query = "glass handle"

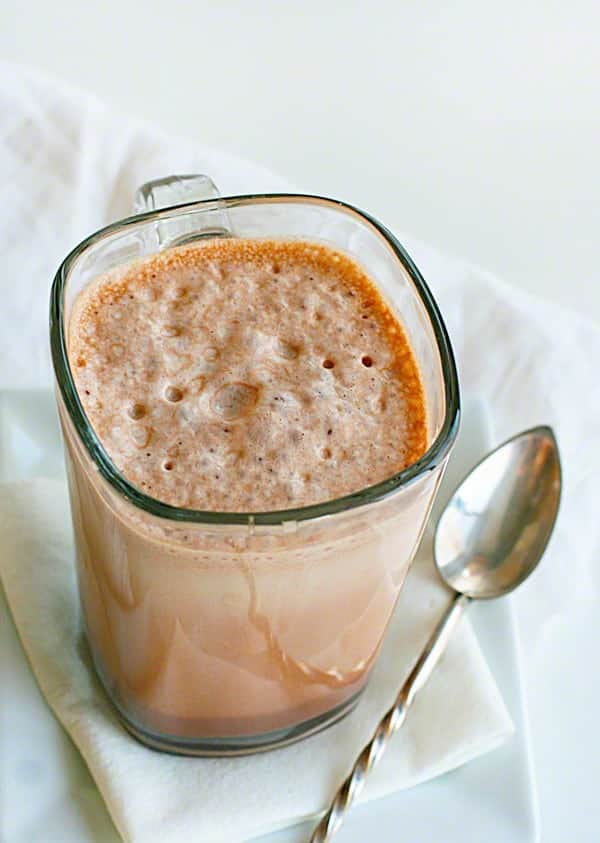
[133,173,232,247]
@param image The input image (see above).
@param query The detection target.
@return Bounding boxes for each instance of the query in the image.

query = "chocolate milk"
[63,238,431,745]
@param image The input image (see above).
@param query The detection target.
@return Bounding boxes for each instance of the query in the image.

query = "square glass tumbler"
[50,175,459,755]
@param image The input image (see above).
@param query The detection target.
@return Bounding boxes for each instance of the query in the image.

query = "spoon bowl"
[435,426,561,599]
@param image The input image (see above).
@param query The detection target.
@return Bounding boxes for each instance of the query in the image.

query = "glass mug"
[50,175,460,756]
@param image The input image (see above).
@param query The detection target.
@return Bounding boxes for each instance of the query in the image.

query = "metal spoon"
[310,425,561,842]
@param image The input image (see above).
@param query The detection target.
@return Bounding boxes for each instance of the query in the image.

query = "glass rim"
[50,193,460,527]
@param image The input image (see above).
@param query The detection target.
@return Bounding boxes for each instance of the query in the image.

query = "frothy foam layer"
[70,239,427,511]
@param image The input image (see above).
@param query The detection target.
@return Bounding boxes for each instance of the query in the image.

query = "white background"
[2,0,599,324]
[2,2,599,841]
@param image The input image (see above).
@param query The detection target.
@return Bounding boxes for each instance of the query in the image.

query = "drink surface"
[70,238,427,512]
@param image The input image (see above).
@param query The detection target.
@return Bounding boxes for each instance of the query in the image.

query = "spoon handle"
[309,592,471,843]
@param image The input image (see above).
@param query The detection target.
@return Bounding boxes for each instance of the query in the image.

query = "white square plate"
[0,391,538,843]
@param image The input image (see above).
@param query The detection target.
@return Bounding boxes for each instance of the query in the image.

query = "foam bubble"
[127,402,146,420]
[165,386,183,403]
[211,382,258,420]
[275,339,299,360]
[131,426,151,448]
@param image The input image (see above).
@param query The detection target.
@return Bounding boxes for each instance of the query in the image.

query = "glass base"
[112,689,365,757]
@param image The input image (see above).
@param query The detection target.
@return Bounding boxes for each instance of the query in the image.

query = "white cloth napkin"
[1,59,599,842]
